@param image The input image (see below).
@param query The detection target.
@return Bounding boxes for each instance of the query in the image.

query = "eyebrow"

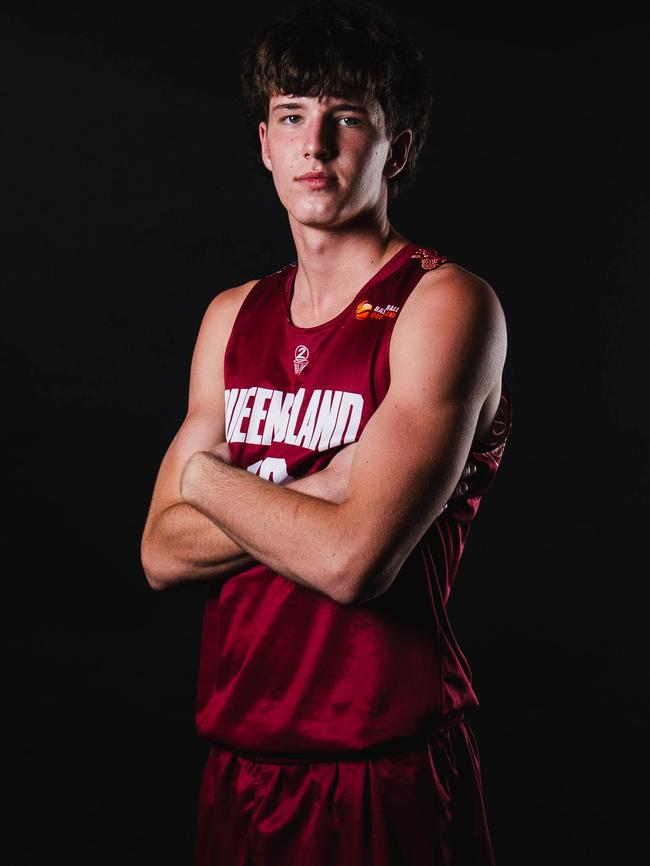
[270,101,369,114]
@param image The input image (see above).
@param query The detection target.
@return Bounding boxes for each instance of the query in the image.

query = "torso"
[225,254,504,450]
[195,242,513,755]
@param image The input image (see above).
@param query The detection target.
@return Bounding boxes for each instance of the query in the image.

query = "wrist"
[180,450,223,503]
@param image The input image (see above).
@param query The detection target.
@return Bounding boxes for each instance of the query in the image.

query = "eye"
[281,114,302,125]
[337,116,361,127]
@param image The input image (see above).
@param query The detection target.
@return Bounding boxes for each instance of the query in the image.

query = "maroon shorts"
[194,713,496,866]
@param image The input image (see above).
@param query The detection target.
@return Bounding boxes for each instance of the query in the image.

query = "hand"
[179,450,207,503]
[299,441,358,504]
[179,443,231,503]
[323,442,358,496]
[206,441,232,464]
[325,440,358,478]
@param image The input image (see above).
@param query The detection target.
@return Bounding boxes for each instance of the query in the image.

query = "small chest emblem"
[293,344,310,374]
[355,299,400,320]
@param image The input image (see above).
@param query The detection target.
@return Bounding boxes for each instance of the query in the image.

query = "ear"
[383,128,413,179]
[259,121,273,171]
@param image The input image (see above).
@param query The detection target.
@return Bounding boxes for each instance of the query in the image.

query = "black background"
[2,1,648,863]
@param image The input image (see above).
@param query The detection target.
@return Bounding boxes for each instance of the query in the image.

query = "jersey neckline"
[280,241,420,334]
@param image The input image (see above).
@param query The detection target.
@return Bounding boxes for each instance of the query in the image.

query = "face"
[258,92,411,229]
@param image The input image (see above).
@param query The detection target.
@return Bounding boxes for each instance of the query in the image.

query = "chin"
[289,213,337,230]
[290,201,353,228]
[280,190,342,221]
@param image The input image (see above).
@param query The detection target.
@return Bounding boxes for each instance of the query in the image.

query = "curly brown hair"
[240,0,433,200]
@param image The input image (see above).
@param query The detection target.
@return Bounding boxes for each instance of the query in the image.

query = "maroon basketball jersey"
[195,241,512,757]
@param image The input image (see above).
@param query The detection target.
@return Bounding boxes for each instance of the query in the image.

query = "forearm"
[142,469,339,591]
[142,500,255,590]
[178,442,462,604]
[181,454,352,603]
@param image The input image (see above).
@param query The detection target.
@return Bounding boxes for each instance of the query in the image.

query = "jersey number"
[247,457,294,485]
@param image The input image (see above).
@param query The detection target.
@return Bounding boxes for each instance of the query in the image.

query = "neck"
[287,213,409,317]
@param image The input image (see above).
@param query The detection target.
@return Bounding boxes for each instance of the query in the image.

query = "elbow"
[141,558,169,592]
[331,553,392,607]
[331,580,357,606]
[346,573,392,606]
[323,541,360,605]
[140,539,179,592]
[142,564,168,592]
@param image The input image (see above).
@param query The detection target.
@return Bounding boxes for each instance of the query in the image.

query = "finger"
[462,461,477,479]
[210,442,232,463]
[451,481,468,498]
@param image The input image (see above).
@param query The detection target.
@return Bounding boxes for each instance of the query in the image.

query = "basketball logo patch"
[355,299,400,320]
[355,300,373,319]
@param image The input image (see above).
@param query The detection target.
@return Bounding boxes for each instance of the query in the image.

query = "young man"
[141,1,511,863]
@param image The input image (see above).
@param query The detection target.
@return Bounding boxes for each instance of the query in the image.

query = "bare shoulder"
[193,277,261,353]
[186,278,260,413]
[405,262,505,322]
[201,277,261,334]
[389,261,507,405]
[395,262,507,355]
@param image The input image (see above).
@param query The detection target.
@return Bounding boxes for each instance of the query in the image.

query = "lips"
[296,171,335,189]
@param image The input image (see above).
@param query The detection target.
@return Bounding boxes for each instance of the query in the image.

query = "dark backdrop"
[2,2,648,863]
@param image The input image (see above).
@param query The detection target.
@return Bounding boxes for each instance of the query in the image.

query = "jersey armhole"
[470,379,512,454]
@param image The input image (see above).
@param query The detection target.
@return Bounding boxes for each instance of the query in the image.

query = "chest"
[222,263,423,472]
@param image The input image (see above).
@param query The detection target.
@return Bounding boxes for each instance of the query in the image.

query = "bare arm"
[142,434,355,590]
[179,265,507,605]
[139,282,360,591]
[140,282,255,590]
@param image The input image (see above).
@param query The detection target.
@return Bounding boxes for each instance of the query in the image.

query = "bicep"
[342,390,481,601]
[343,269,506,597]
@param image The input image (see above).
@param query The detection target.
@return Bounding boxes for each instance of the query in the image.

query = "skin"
[140,91,506,604]
[258,93,413,321]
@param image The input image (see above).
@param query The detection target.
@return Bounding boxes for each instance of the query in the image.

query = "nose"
[303,116,335,161]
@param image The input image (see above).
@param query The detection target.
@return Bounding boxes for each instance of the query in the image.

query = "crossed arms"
[141,264,507,605]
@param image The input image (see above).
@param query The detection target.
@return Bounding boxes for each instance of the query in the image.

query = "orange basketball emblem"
[355,300,373,319]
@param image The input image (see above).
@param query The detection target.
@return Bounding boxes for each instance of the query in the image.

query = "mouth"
[295,171,336,189]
